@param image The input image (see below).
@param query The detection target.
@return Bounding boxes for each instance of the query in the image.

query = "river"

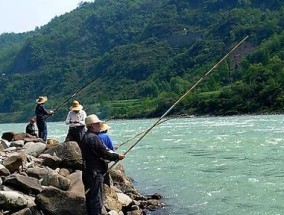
[1,114,284,215]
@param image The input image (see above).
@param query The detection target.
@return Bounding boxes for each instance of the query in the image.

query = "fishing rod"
[116,114,195,148]
[108,35,249,171]
[105,115,116,122]
[45,77,98,119]
[116,117,173,150]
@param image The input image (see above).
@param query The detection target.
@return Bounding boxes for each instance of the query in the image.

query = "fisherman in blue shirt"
[98,122,116,187]
[98,123,115,151]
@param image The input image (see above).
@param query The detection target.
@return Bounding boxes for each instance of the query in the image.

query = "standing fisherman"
[35,96,54,141]
[79,114,125,215]
[64,100,87,144]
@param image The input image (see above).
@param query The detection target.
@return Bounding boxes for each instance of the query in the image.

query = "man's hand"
[70,120,79,124]
[118,154,125,160]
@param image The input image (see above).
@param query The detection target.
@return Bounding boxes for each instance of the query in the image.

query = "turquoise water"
[1,115,284,215]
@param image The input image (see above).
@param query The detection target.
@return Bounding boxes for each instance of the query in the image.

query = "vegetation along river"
[1,114,284,215]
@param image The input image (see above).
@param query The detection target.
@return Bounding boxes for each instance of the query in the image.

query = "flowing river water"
[1,114,284,215]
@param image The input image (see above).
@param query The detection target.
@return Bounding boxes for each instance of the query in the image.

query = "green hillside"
[0,0,284,123]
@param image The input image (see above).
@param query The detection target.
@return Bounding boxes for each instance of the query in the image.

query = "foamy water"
[1,115,284,214]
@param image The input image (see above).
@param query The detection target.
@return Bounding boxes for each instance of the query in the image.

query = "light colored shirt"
[65,110,87,127]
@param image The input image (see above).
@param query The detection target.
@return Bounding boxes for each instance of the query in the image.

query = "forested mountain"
[0,0,284,123]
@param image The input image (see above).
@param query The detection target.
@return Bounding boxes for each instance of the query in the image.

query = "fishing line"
[108,35,249,171]
[45,76,98,119]
[116,117,172,150]
[115,115,192,149]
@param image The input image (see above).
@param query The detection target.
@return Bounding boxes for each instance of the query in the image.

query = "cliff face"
[0,132,163,214]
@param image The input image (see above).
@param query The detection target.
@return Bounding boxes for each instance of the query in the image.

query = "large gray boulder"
[66,170,84,196]
[38,153,62,169]
[3,174,42,195]
[1,138,11,149]
[3,152,27,173]
[44,141,82,170]
[10,206,43,215]
[35,186,86,215]
[0,164,10,176]
[23,142,46,157]
[41,169,71,191]
[26,166,49,179]
[1,132,16,141]
[0,191,28,211]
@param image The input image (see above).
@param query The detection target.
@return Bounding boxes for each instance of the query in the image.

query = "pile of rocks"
[0,132,163,215]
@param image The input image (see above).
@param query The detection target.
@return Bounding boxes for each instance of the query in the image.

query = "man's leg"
[76,126,86,144]
[42,121,47,141]
[88,172,104,215]
[36,120,44,140]
[64,128,73,142]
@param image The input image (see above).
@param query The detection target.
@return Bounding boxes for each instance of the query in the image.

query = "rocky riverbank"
[0,132,163,215]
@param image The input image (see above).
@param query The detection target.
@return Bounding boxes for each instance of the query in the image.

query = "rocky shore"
[0,132,163,215]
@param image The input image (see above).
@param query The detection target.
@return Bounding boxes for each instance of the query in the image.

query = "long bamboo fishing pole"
[45,77,98,119]
[109,35,249,170]
[116,117,172,149]
[116,115,193,149]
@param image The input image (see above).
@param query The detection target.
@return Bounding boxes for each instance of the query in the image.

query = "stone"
[1,132,16,141]
[23,142,46,157]
[39,153,62,169]
[58,168,70,177]
[14,133,34,141]
[66,171,84,196]
[26,166,49,179]
[41,168,71,191]
[10,206,43,215]
[117,192,133,206]
[35,186,86,215]
[44,141,83,170]
[4,174,42,195]
[0,164,10,176]
[10,140,25,147]
[0,191,27,211]
[1,139,11,149]
[3,152,27,173]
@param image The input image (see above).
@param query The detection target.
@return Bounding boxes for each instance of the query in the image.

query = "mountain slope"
[0,0,284,122]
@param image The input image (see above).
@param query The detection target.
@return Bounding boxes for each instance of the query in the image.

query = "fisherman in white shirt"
[65,100,87,144]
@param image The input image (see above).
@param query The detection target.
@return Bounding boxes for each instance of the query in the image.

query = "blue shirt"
[98,132,115,151]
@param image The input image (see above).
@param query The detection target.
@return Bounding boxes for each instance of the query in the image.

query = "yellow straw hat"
[70,100,83,111]
[100,123,111,132]
[85,114,104,126]
[36,96,48,104]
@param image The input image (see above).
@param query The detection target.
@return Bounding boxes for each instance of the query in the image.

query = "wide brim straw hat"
[100,123,111,132]
[70,100,83,111]
[85,114,104,126]
[36,96,48,104]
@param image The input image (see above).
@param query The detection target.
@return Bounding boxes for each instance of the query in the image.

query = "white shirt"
[65,110,87,127]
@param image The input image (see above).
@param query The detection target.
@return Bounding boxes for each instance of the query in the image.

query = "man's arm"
[65,112,72,125]
[78,110,87,126]
[93,135,124,161]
